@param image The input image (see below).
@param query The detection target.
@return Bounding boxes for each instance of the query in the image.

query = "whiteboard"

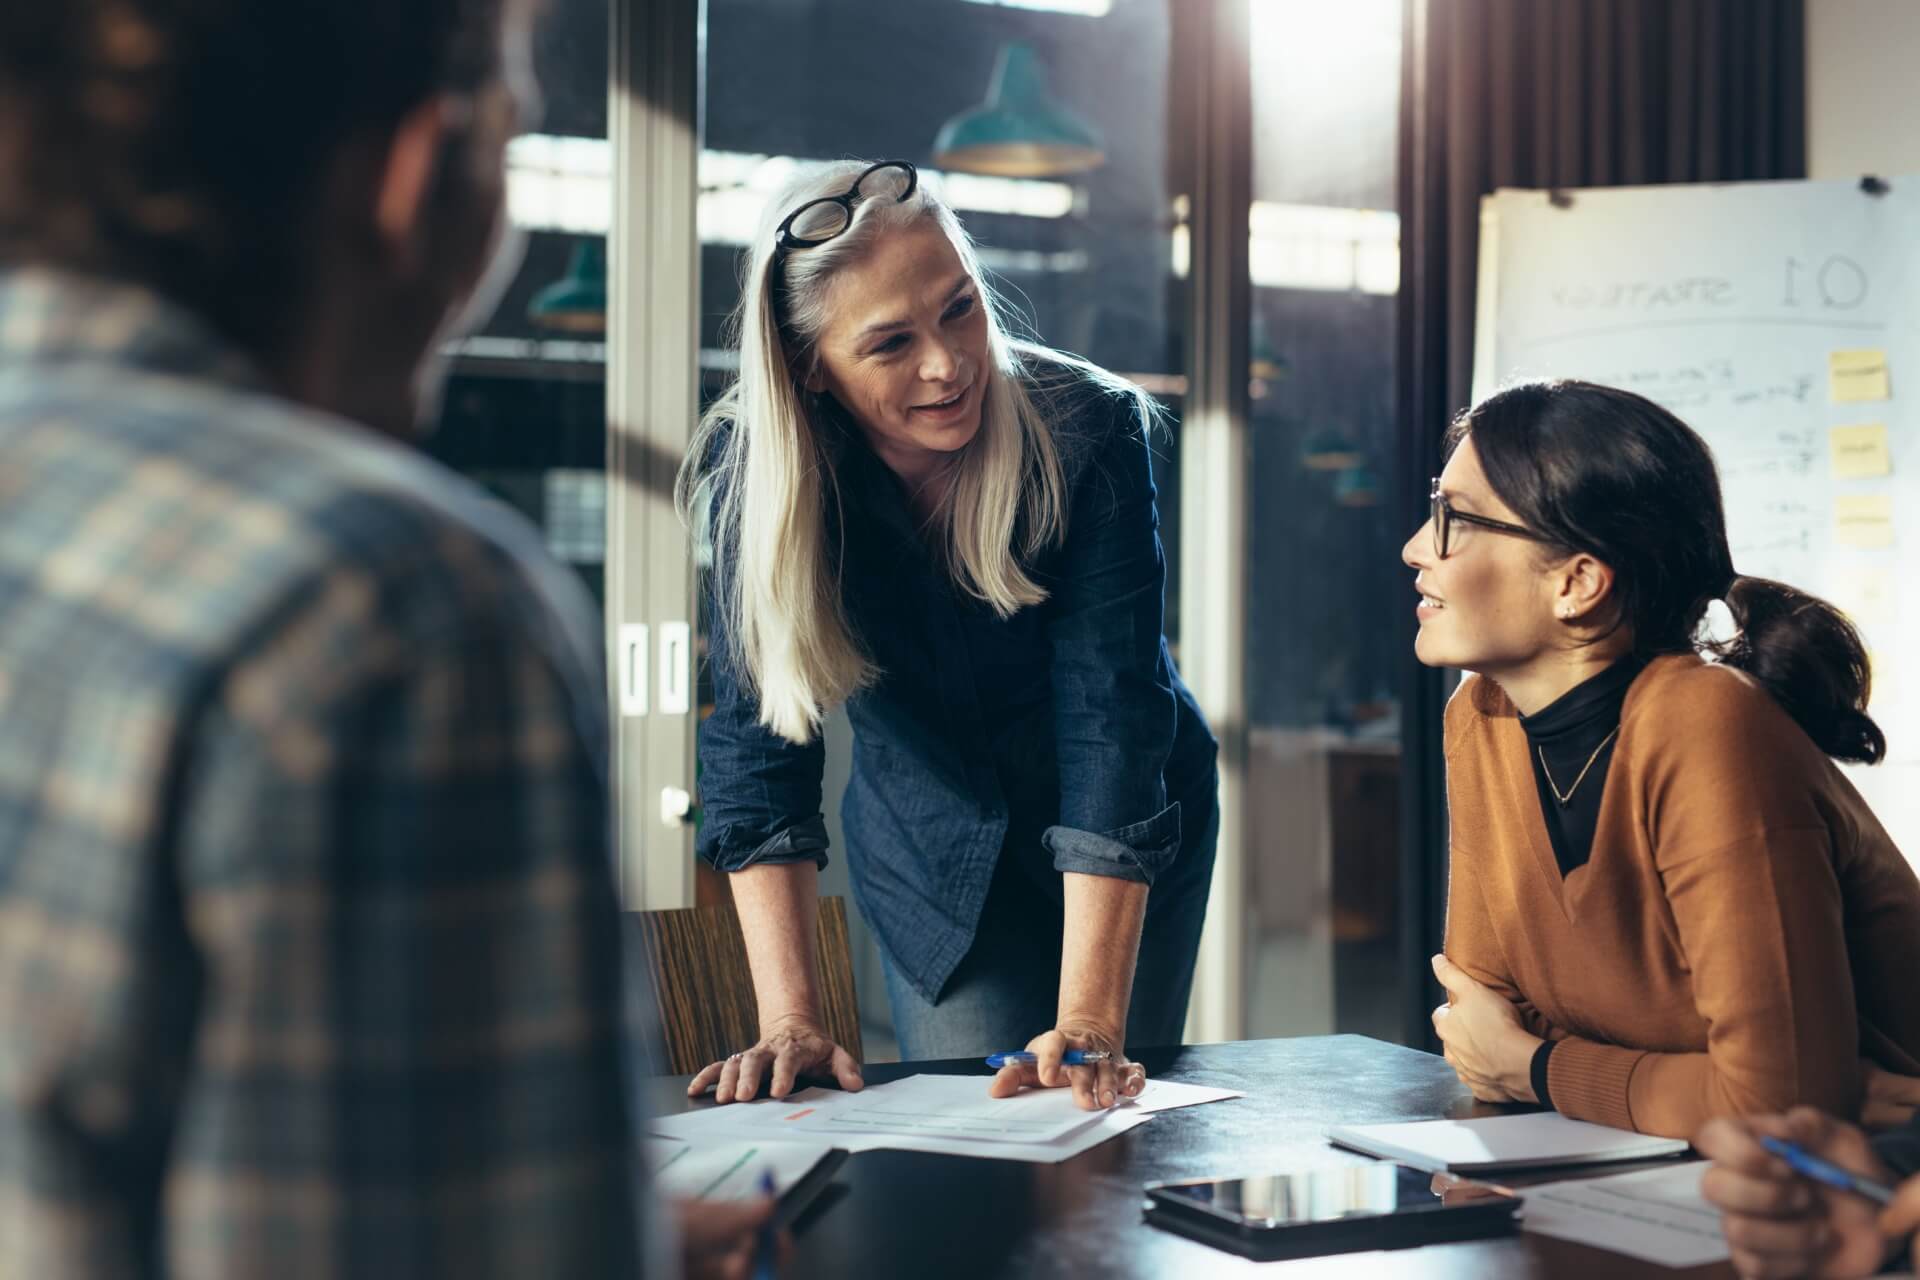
[1474,179,1920,859]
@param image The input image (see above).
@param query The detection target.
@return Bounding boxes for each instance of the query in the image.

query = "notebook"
[647,1136,847,1225]
[1324,1113,1690,1174]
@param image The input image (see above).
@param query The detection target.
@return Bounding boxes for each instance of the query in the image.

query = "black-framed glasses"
[774,160,919,252]
[1430,478,1549,558]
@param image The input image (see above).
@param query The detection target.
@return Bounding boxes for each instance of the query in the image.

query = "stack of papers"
[1519,1163,1728,1267]
[1519,1165,1920,1274]
[654,1073,1242,1164]
[1325,1113,1690,1174]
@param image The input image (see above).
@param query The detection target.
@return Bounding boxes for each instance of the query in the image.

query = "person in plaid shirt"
[0,0,771,1275]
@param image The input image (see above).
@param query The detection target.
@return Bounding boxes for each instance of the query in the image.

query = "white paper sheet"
[1519,1162,1730,1268]
[646,1137,837,1201]
[847,1102,1157,1163]
[1120,1078,1248,1112]
[775,1075,1242,1144]
[776,1075,1113,1144]
[652,1074,1239,1163]
[1326,1112,1690,1173]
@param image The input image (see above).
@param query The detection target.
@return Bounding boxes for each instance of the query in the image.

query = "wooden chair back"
[631,896,863,1076]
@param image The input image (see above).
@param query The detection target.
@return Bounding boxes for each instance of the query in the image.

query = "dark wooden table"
[656,1035,1732,1279]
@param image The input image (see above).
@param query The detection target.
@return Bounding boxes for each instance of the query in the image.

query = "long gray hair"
[679,160,1140,745]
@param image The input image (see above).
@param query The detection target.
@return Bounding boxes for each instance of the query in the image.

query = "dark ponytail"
[1713,575,1885,764]
[1455,380,1886,765]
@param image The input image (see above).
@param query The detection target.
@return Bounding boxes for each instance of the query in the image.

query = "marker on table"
[1759,1135,1898,1205]
[984,1050,1113,1069]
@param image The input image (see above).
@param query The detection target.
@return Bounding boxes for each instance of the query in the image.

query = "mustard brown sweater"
[1444,654,1920,1139]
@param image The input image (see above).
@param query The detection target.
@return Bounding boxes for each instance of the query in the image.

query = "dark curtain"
[1393,0,1806,1047]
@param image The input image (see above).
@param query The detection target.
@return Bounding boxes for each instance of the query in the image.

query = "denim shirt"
[695,362,1217,1002]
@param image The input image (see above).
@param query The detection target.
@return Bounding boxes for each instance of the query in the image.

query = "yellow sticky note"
[1830,424,1893,479]
[1830,349,1891,402]
[1835,493,1895,548]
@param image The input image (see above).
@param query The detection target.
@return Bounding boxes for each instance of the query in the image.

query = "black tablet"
[1143,1164,1523,1261]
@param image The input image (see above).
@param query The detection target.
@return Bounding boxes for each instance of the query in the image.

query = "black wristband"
[1530,1040,1557,1112]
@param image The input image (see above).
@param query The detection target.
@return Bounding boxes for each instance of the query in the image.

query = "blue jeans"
[880,774,1219,1061]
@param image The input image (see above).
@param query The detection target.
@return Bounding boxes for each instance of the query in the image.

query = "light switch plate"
[617,623,648,717]
[658,621,691,716]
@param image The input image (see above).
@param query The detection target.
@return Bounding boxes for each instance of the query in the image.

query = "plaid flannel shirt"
[0,270,646,1278]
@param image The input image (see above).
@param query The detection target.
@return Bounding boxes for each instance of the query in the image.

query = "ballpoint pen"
[1758,1135,1898,1205]
[984,1049,1114,1069]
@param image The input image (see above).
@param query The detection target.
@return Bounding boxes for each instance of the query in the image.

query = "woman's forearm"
[1058,871,1150,1034]
[729,860,823,1030]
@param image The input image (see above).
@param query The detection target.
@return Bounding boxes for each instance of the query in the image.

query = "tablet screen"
[1148,1164,1514,1229]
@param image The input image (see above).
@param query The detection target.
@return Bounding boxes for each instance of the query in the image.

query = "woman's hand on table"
[687,1014,864,1104]
[1429,954,1541,1105]
[1696,1107,1901,1280]
[987,1019,1145,1110]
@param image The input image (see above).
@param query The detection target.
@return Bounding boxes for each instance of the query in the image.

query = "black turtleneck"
[1519,656,1644,878]
[1518,654,1644,1111]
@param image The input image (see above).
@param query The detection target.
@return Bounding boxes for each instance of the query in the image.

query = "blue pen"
[751,1168,778,1280]
[1758,1135,1897,1205]
[984,1050,1113,1069]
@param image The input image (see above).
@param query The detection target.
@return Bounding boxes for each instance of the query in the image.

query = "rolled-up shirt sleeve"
[1039,394,1182,884]
[694,567,831,873]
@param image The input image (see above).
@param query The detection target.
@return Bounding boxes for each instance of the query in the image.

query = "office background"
[420,0,1909,1060]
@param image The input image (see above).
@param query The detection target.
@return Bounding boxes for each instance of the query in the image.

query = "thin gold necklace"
[1538,726,1620,807]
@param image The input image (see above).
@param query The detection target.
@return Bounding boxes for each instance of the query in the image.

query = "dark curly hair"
[1451,379,1885,765]
[0,0,508,353]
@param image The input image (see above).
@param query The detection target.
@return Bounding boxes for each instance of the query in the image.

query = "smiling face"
[805,220,991,480]
[1400,437,1568,676]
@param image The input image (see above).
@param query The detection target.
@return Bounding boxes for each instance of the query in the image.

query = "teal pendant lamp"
[933,42,1106,178]
[1333,462,1384,508]
[1300,428,1365,472]
[528,239,607,334]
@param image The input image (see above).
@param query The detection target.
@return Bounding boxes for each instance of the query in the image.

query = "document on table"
[777,1075,1240,1144]
[779,1074,1113,1143]
[651,1086,1143,1163]
[1519,1163,1729,1268]
[647,1136,839,1201]
[1326,1112,1689,1173]
[652,1074,1241,1163]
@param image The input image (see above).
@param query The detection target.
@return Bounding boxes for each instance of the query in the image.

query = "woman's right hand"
[686,1015,865,1104]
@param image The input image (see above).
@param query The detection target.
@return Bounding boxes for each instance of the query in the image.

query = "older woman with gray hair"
[679,159,1216,1111]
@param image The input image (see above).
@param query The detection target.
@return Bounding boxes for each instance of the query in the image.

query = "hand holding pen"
[984,1022,1145,1111]
[677,1191,785,1280]
[1696,1107,1916,1279]
[1757,1136,1896,1205]
[750,1170,779,1280]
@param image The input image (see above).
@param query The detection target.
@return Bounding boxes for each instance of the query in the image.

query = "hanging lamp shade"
[1333,462,1384,508]
[528,239,607,334]
[1300,427,1365,472]
[932,42,1105,178]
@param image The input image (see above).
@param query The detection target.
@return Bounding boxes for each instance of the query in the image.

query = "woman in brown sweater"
[1404,379,1920,1140]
